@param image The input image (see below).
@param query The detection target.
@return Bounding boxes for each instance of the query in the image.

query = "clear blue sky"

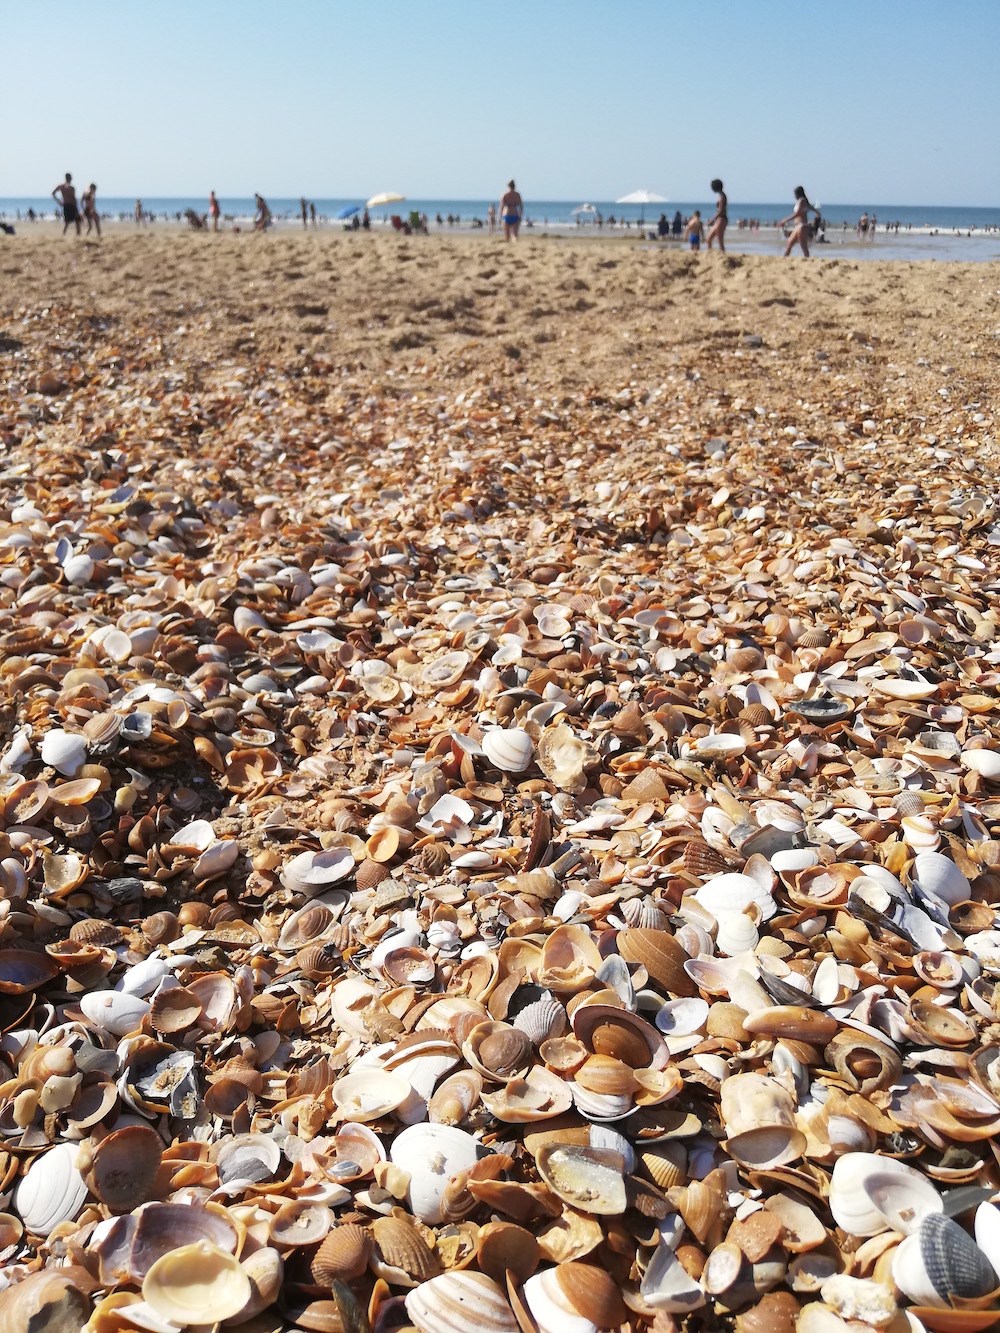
[4,0,999,205]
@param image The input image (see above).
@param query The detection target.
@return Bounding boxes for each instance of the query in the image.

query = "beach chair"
[409,210,423,233]
[391,215,405,232]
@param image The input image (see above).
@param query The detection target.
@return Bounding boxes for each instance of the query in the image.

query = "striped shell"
[371,1215,441,1281]
[683,839,729,877]
[311,1224,373,1285]
[620,898,668,930]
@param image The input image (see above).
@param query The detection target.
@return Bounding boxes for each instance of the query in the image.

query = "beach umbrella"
[615,189,668,226]
[366,192,406,209]
[337,204,360,219]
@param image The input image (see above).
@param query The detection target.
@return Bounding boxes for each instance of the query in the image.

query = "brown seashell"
[641,1143,687,1190]
[683,839,730,877]
[736,1290,801,1333]
[742,1005,838,1044]
[142,912,180,946]
[177,901,211,928]
[150,986,203,1033]
[371,1214,441,1282]
[311,1224,373,1285]
[84,1124,163,1213]
[572,1003,668,1069]
[69,919,122,947]
[0,1270,90,1333]
[825,1030,902,1096]
[476,1221,540,1284]
[740,703,775,727]
[297,941,342,981]
[555,1262,628,1327]
[356,857,392,891]
[465,1023,533,1082]
[574,1053,638,1097]
[616,929,694,997]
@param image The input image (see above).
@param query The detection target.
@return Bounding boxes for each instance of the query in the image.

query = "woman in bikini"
[779,186,817,257]
[499,180,522,242]
[706,178,727,251]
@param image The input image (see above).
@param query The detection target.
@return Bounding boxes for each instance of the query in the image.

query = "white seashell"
[694,872,777,921]
[901,816,941,851]
[117,956,172,997]
[770,849,819,873]
[280,847,354,895]
[911,852,970,907]
[14,1142,88,1234]
[963,749,1000,779]
[812,955,842,1005]
[332,1069,411,1122]
[420,793,476,833]
[655,997,710,1037]
[639,1239,707,1312]
[102,629,133,663]
[63,553,95,584]
[819,1274,897,1327]
[482,727,534,773]
[80,990,152,1036]
[714,910,759,957]
[39,729,87,777]
[691,732,747,759]
[892,1213,998,1309]
[975,1201,1000,1275]
[523,1268,597,1333]
[389,1123,481,1224]
[406,1272,519,1333]
[192,840,239,879]
[874,676,937,700]
[829,1152,942,1238]
[389,1052,461,1124]
[168,819,215,852]
[535,604,572,638]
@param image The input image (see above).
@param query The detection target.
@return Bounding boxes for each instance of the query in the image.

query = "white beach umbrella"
[616,189,668,225]
[367,192,406,209]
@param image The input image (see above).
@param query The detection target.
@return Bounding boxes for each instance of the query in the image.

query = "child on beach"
[685,211,704,251]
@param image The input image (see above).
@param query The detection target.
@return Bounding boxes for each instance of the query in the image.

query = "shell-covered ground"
[0,232,999,1333]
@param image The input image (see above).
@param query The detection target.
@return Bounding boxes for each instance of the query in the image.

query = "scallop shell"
[405,1271,518,1333]
[372,1213,442,1282]
[13,1142,88,1234]
[389,1123,481,1224]
[143,1240,252,1325]
[482,727,534,774]
[892,1213,997,1309]
[510,991,568,1046]
[311,1224,373,1285]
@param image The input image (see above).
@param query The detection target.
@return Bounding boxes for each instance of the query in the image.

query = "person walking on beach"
[310,202,317,228]
[685,211,704,251]
[300,197,308,229]
[52,174,81,236]
[134,199,146,227]
[706,178,727,251]
[81,183,101,237]
[779,186,818,257]
[209,191,221,232]
[254,194,272,231]
[499,180,522,241]
[857,211,868,239]
[487,202,496,235]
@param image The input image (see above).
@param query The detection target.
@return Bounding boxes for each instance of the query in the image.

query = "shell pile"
[0,235,999,1332]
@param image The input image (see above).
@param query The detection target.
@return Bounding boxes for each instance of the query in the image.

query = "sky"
[4,0,999,206]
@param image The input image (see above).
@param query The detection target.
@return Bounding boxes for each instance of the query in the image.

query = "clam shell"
[428,1070,483,1125]
[912,853,971,907]
[280,846,355,895]
[13,1142,88,1234]
[331,1068,411,1121]
[536,925,603,994]
[86,1125,163,1212]
[476,1221,540,1284]
[127,1202,240,1282]
[0,1271,89,1333]
[482,727,534,774]
[571,1003,668,1069]
[463,1022,533,1083]
[311,1224,373,1284]
[720,1073,806,1169]
[80,990,151,1036]
[40,729,87,776]
[616,929,694,996]
[893,1213,998,1308]
[534,1144,626,1215]
[405,1271,518,1333]
[389,1123,481,1224]
[963,749,1000,780]
[829,1152,943,1237]
[143,1240,252,1324]
[269,1199,333,1248]
[524,1266,601,1333]
[536,722,596,794]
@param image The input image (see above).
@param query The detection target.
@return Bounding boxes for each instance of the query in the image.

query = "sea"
[4,198,1000,263]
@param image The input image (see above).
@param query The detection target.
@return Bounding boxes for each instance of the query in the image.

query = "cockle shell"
[405,1271,518,1333]
[482,727,534,773]
[143,1240,252,1324]
[13,1142,88,1234]
[311,1224,373,1285]
[40,729,87,776]
[892,1214,998,1309]
[371,1213,441,1283]
[389,1123,481,1224]
[510,990,568,1045]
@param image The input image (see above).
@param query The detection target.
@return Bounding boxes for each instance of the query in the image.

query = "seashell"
[235,1246,284,1322]
[616,929,695,996]
[371,1213,442,1282]
[720,1073,806,1169]
[692,731,748,759]
[536,925,603,994]
[405,1271,518,1333]
[464,1022,533,1083]
[13,1142,88,1234]
[311,1224,373,1285]
[963,749,1000,780]
[278,901,339,950]
[641,1142,688,1190]
[743,1005,838,1044]
[892,1213,997,1309]
[639,1238,707,1312]
[389,1123,481,1224]
[80,990,151,1035]
[826,1031,902,1096]
[0,949,59,994]
[912,853,971,907]
[536,722,597,794]
[829,1152,943,1237]
[141,911,179,946]
[482,727,534,773]
[143,1240,252,1325]
[269,1198,333,1248]
[511,991,568,1046]
[476,1221,540,1284]
[534,1144,627,1215]
[572,1002,668,1069]
[788,696,851,722]
[84,1124,163,1212]
[523,1265,603,1333]
[621,896,670,929]
[715,909,760,956]
[40,729,87,776]
[280,846,355,895]
[149,986,203,1033]
[0,1271,89,1333]
[428,1070,483,1126]
[214,1133,282,1187]
[695,871,777,920]
[332,1069,411,1121]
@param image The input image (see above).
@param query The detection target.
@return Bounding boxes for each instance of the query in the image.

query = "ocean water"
[4,197,1000,262]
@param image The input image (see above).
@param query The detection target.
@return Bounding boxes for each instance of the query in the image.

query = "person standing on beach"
[684,211,704,251]
[487,202,496,235]
[81,183,101,237]
[135,199,145,227]
[706,178,727,251]
[779,186,817,257]
[254,194,272,231]
[300,197,308,229]
[52,174,81,235]
[499,180,522,241]
[310,202,317,228]
[209,191,221,231]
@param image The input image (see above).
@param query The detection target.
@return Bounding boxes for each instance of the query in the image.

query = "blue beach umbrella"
[337,204,360,219]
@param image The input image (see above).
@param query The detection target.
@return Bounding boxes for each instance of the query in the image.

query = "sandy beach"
[3,231,1000,1328]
